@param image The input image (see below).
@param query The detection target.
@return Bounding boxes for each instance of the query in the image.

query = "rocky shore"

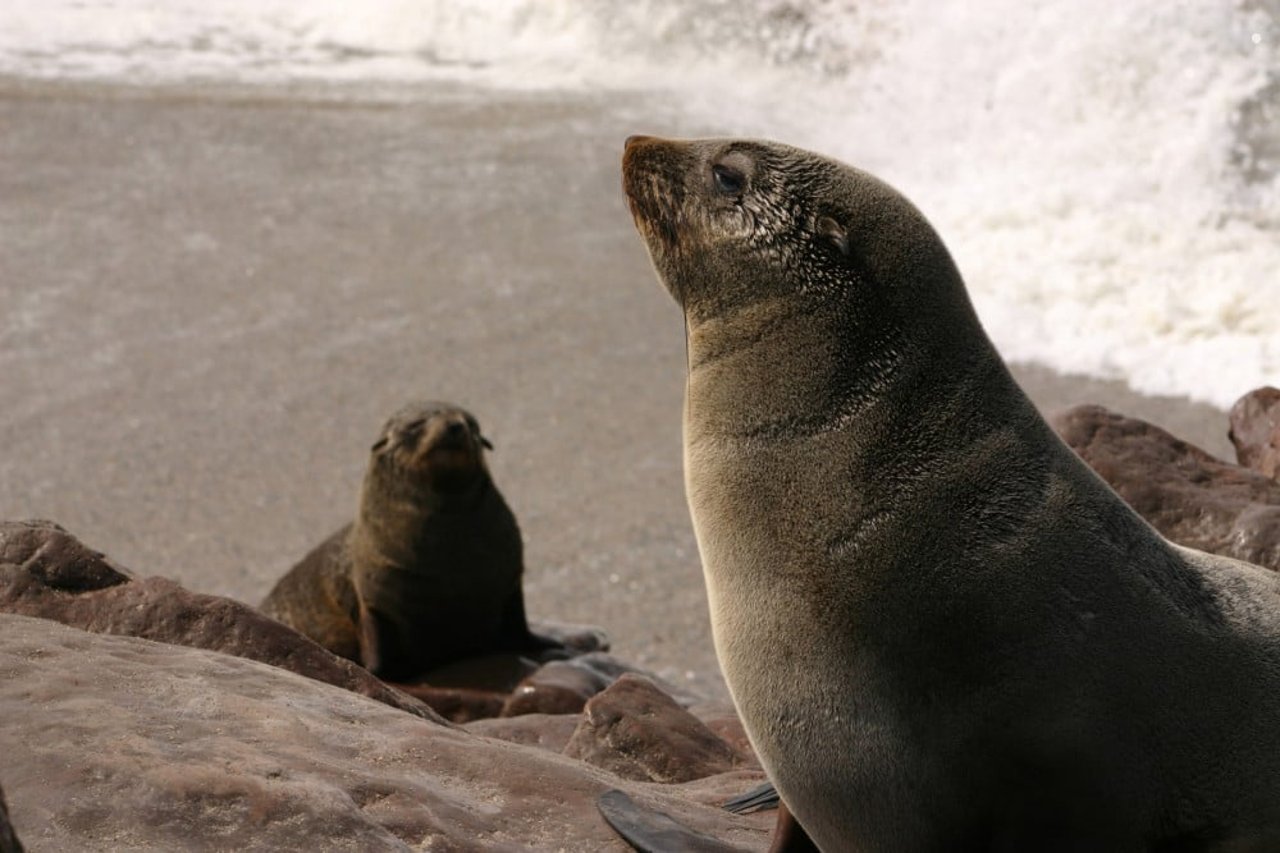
[1,388,1277,851]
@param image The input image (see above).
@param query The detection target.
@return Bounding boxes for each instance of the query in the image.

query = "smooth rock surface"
[0,519,441,722]
[564,674,746,784]
[465,713,585,754]
[0,614,771,852]
[498,652,690,719]
[1052,405,1280,571]
[391,682,507,724]
[1231,387,1280,481]
[501,659,611,718]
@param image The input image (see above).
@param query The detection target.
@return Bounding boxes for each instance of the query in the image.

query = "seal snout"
[621,134,684,253]
[412,410,488,495]
[382,404,488,483]
[427,413,479,458]
[621,134,659,209]
[443,419,468,443]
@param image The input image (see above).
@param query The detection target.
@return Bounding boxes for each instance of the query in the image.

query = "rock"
[1230,387,1280,480]
[0,614,771,851]
[390,683,507,724]
[396,649,652,723]
[0,521,681,728]
[530,620,613,657]
[465,713,584,753]
[395,649,698,721]
[0,783,22,853]
[388,653,539,722]
[418,652,540,692]
[501,659,610,717]
[499,651,678,719]
[0,518,132,592]
[567,652,704,707]
[1051,406,1280,571]
[0,520,442,723]
[564,674,740,784]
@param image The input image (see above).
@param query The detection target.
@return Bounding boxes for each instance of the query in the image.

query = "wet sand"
[0,80,1238,698]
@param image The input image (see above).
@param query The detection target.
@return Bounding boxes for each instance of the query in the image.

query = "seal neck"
[355,471,495,565]
[685,290,946,443]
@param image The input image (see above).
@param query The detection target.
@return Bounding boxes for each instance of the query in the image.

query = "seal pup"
[261,402,570,681]
[619,135,1280,850]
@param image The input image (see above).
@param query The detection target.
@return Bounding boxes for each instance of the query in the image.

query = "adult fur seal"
[618,135,1280,851]
[261,402,568,680]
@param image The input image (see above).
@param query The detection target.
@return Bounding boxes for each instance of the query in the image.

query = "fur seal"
[261,402,568,681]
[620,135,1280,850]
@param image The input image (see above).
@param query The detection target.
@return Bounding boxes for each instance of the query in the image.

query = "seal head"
[366,402,495,512]
[623,134,970,328]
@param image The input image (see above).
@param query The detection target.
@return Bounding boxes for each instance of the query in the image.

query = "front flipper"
[723,781,780,814]
[597,789,744,853]
[768,802,820,853]
[357,600,400,679]
[498,589,608,661]
[721,783,818,852]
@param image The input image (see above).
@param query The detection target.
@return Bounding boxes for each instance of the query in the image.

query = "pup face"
[371,402,493,494]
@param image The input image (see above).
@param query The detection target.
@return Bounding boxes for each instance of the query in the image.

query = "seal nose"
[623,135,660,191]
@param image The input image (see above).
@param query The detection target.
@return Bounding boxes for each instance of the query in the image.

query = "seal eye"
[711,164,746,196]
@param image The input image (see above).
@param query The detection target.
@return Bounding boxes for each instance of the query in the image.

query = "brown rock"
[0,783,22,853]
[568,652,704,707]
[564,674,739,783]
[0,614,771,850]
[465,713,585,753]
[494,652,705,719]
[0,518,132,591]
[396,649,657,722]
[0,520,442,723]
[390,683,507,724]
[501,658,613,717]
[1051,406,1280,571]
[530,620,613,657]
[418,652,540,692]
[1231,387,1280,480]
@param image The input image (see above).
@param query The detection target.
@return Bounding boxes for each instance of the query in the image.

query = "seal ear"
[370,435,390,454]
[816,214,850,257]
[480,435,494,451]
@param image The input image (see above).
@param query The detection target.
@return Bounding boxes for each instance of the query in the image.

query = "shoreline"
[0,83,1246,699]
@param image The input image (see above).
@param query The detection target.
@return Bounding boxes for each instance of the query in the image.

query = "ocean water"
[2,0,1277,407]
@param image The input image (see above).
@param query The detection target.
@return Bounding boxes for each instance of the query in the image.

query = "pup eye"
[711,164,745,196]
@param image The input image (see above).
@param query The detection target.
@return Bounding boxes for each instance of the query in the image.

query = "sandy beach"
[0,80,1239,699]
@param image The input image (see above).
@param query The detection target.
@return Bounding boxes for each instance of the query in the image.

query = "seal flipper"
[597,789,744,853]
[498,589,570,661]
[357,600,399,679]
[767,803,820,853]
[722,781,780,814]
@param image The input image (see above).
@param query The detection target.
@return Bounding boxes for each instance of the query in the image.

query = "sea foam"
[2,0,1276,407]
